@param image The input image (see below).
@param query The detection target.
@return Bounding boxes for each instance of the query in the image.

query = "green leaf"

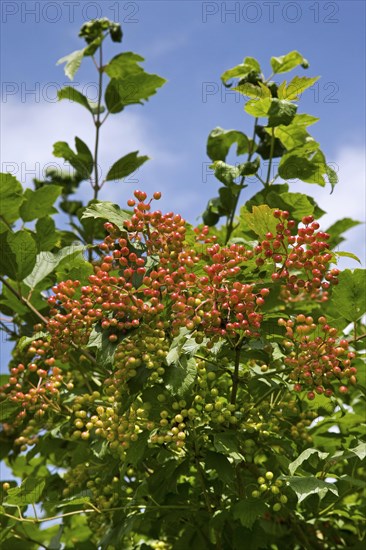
[125,431,149,465]
[56,49,85,80]
[0,230,37,280]
[233,82,271,99]
[56,256,93,282]
[211,161,240,186]
[244,189,316,224]
[245,98,272,118]
[278,143,331,185]
[232,498,267,529]
[334,251,361,264]
[273,124,311,150]
[24,244,85,291]
[205,451,234,486]
[53,138,93,178]
[349,442,366,461]
[57,86,92,113]
[213,433,243,460]
[19,185,61,222]
[239,157,260,176]
[207,128,249,161]
[49,525,64,550]
[325,164,338,190]
[293,113,319,126]
[75,137,94,175]
[326,218,361,248]
[327,269,366,322]
[35,217,59,251]
[17,332,48,352]
[271,51,308,74]
[105,151,149,182]
[267,99,297,127]
[288,448,329,476]
[165,356,197,397]
[105,73,166,113]
[278,76,319,100]
[0,400,20,422]
[5,477,46,505]
[284,476,338,504]
[57,496,92,508]
[202,200,221,226]
[81,201,131,229]
[221,57,261,84]
[242,205,278,239]
[104,51,145,79]
[86,324,117,368]
[274,191,316,220]
[0,173,24,228]
[60,199,83,216]
[218,187,236,213]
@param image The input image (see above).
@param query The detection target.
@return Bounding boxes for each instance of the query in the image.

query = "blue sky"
[1,1,365,255]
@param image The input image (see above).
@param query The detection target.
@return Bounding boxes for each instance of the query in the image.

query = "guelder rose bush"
[1,19,365,550]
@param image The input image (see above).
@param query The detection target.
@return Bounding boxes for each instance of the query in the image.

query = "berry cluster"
[279,315,356,399]
[44,191,272,354]
[0,337,65,448]
[0,192,357,457]
[255,212,339,301]
[252,471,288,512]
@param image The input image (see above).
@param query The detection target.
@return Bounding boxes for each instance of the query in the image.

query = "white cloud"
[1,98,181,184]
[290,147,366,269]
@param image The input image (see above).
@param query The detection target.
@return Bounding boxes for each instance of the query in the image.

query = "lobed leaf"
[207,128,249,161]
[271,50,308,74]
[0,173,24,229]
[81,201,131,229]
[20,185,61,222]
[0,230,37,280]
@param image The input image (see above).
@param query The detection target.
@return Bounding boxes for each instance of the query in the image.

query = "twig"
[230,345,242,405]
[0,276,48,324]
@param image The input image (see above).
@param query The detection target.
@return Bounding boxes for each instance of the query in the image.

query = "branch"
[0,276,96,365]
[0,276,48,324]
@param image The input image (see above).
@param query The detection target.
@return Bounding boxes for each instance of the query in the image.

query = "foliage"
[1,21,365,550]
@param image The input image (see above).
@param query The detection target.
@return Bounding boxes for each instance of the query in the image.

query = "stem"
[0,320,17,338]
[2,504,196,524]
[292,520,317,550]
[224,117,258,244]
[88,44,104,263]
[265,127,275,186]
[230,345,242,404]
[225,176,246,245]
[93,43,104,201]
[191,432,218,521]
